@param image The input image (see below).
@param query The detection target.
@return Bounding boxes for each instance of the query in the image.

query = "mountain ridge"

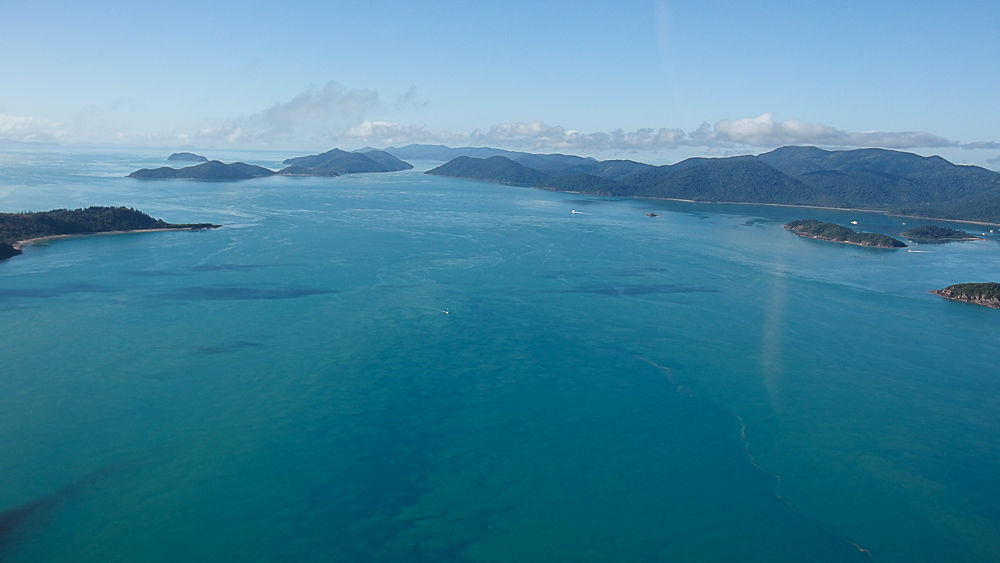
[423,145,1000,224]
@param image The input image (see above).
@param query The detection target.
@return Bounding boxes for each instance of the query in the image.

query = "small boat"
[851,220,858,225]
[646,213,658,217]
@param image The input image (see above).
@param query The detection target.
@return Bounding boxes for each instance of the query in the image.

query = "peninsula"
[931,282,1000,308]
[0,206,220,262]
[415,145,1000,225]
[784,219,907,248]
[900,225,980,242]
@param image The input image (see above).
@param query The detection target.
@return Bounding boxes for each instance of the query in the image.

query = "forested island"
[129,148,412,180]
[129,161,276,180]
[900,225,979,242]
[168,152,208,162]
[0,206,219,261]
[931,282,1000,308]
[279,148,412,176]
[416,145,1000,225]
[784,219,907,248]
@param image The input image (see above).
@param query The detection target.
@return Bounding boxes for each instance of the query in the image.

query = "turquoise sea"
[1,146,999,562]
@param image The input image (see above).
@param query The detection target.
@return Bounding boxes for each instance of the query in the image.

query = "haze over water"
[1,147,999,562]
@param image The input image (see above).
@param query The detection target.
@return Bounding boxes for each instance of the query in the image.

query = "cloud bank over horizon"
[1,84,996,159]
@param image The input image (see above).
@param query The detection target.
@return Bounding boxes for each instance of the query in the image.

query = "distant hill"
[168,152,208,162]
[535,174,621,194]
[129,161,275,180]
[589,160,656,180]
[425,145,1000,224]
[279,148,412,176]
[386,144,630,177]
[385,144,520,161]
[354,149,416,172]
[510,153,598,176]
[425,156,550,185]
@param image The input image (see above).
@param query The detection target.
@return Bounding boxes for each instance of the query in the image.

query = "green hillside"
[129,161,275,180]
[281,148,412,176]
[425,156,550,185]
[426,145,1000,224]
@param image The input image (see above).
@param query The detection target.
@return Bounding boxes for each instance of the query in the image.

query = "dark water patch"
[0,466,120,560]
[169,285,337,301]
[533,270,591,279]
[132,264,294,277]
[553,284,718,296]
[741,218,773,227]
[609,267,671,277]
[131,269,189,277]
[0,283,115,298]
[190,340,266,355]
[565,199,606,207]
[191,264,270,272]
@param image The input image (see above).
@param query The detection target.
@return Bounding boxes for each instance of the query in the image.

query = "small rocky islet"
[900,225,980,242]
[931,283,1000,309]
[783,219,906,248]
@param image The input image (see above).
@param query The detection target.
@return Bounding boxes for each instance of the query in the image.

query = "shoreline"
[529,186,1000,228]
[930,289,1000,309]
[789,232,905,249]
[902,235,983,243]
[11,226,218,251]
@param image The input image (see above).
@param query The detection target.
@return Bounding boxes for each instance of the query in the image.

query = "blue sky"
[2,0,999,165]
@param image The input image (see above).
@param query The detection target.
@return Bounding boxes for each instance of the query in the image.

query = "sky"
[2,0,999,166]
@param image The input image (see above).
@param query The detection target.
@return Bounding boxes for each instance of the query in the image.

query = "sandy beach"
[11,226,217,251]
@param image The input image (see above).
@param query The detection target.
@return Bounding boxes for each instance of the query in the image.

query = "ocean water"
[1,146,999,562]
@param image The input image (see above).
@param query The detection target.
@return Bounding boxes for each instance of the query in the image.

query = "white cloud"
[689,113,953,149]
[334,114,966,154]
[196,81,381,145]
[394,85,428,110]
[471,122,685,151]
[344,121,461,145]
[334,120,688,152]
[961,141,1000,150]
[11,83,995,157]
[0,114,66,142]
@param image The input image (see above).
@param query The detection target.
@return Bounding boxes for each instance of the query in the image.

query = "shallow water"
[1,146,999,562]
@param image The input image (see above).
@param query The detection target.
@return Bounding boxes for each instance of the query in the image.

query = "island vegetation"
[129,161,275,180]
[425,156,550,185]
[129,149,414,180]
[931,282,1000,308]
[0,206,220,261]
[900,225,979,241]
[168,152,208,162]
[0,242,18,260]
[416,144,1000,225]
[278,148,412,176]
[784,219,907,248]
